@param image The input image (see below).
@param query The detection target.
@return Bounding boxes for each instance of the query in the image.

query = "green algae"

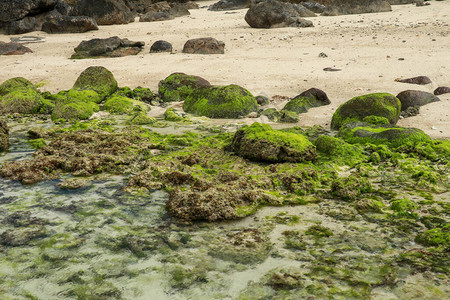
[27,138,46,150]
[158,72,211,102]
[51,101,99,122]
[126,113,156,125]
[415,224,450,247]
[72,66,118,100]
[314,135,367,166]
[104,96,135,114]
[390,198,419,218]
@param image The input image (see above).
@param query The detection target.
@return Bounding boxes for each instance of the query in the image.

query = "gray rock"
[41,15,98,33]
[323,0,391,16]
[396,90,440,110]
[139,1,190,22]
[208,0,250,11]
[150,40,173,53]
[66,0,135,25]
[301,1,328,13]
[395,76,432,85]
[0,0,57,23]
[71,36,145,59]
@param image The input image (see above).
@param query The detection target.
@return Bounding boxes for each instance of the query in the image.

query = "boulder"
[150,40,172,53]
[158,73,211,102]
[0,42,32,55]
[183,84,258,118]
[338,122,431,148]
[182,37,225,54]
[71,36,145,59]
[300,1,328,13]
[0,119,9,151]
[66,0,135,25]
[245,0,315,29]
[208,0,250,11]
[5,9,60,34]
[72,66,118,100]
[283,87,330,114]
[323,0,391,15]
[330,93,401,130]
[229,122,316,163]
[41,15,98,33]
[139,2,190,22]
[0,0,58,23]
[396,90,439,111]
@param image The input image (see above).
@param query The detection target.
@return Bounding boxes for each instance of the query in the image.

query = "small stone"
[150,40,172,53]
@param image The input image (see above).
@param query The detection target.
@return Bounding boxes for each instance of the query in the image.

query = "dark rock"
[395,76,432,85]
[150,40,172,53]
[0,0,58,23]
[256,95,270,105]
[41,15,98,33]
[0,42,32,55]
[0,119,9,151]
[387,0,414,4]
[245,0,315,28]
[434,87,450,96]
[279,110,300,123]
[158,72,211,102]
[301,1,328,13]
[6,17,39,35]
[283,87,330,114]
[67,0,135,25]
[323,0,391,15]
[229,122,316,163]
[182,37,225,54]
[71,36,144,59]
[323,67,341,71]
[261,108,281,121]
[209,0,250,11]
[139,1,190,22]
[396,90,439,110]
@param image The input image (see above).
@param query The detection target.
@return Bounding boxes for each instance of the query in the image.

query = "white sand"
[0,0,449,138]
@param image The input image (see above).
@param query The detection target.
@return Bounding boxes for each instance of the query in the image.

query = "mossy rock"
[164,108,187,122]
[113,86,155,103]
[0,119,9,151]
[331,93,401,130]
[279,110,299,123]
[338,122,431,148]
[52,101,100,121]
[126,113,156,125]
[183,84,258,118]
[158,72,211,102]
[415,224,449,247]
[0,87,53,114]
[314,135,367,166]
[0,77,36,96]
[261,108,281,121]
[52,89,102,104]
[283,88,331,114]
[331,176,373,201]
[72,66,118,100]
[103,96,134,114]
[229,122,316,163]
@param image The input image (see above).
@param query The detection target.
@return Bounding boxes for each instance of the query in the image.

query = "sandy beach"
[0,0,449,138]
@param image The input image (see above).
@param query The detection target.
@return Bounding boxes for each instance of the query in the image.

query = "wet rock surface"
[71,36,145,59]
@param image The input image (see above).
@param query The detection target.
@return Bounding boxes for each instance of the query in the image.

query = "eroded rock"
[71,36,145,59]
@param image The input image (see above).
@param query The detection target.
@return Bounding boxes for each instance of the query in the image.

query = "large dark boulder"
[396,90,440,111]
[41,15,98,33]
[209,0,250,11]
[0,0,57,23]
[323,0,391,15]
[67,0,135,25]
[71,36,145,59]
[245,0,315,28]
[0,119,9,151]
[150,40,173,53]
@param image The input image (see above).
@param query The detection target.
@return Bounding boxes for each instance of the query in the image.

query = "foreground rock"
[331,93,401,130]
[182,38,225,54]
[71,36,145,59]
[323,0,391,15]
[229,122,316,163]
[396,90,440,111]
[158,73,211,102]
[395,76,432,85]
[0,119,9,151]
[183,84,258,118]
[41,15,98,33]
[245,0,315,28]
[0,42,32,55]
[73,66,118,100]
[209,0,250,11]
[283,88,331,114]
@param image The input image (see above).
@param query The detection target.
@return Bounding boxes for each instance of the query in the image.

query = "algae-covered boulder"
[52,101,100,122]
[339,122,431,148]
[158,72,211,102]
[331,93,401,130]
[0,77,53,114]
[72,66,118,100]
[126,113,156,125]
[0,119,9,151]
[103,96,134,114]
[183,84,258,118]
[314,135,366,166]
[261,108,281,122]
[283,88,330,114]
[229,122,316,163]
[52,89,102,104]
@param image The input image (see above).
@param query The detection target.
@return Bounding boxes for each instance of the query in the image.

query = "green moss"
[331,176,373,201]
[314,135,367,166]
[331,93,401,130]
[112,86,155,102]
[164,108,189,122]
[283,230,306,250]
[52,89,102,104]
[158,72,210,102]
[279,110,299,123]
[183,84,258,118]
[0,87,49,114]
[126,113,156,125]
[103,96,134,114]
[390,198,419,219]
[72,66,118,100]
[0,77,36,96]
[261,108,281,121]
[362,115,390,125]
[305,225,333,237]
[52,101,99,122]
[28,138,46,149]
[415,224,449,247]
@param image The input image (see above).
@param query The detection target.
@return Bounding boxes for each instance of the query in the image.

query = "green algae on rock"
[112,86,156,103]
[164,108,189,122]
[126,113,157,125]
[338,122,431,148]
[229,122,316,163]
[183,84,258,118]
[52,100,99,122]
[0,118,9,151]
[314,135,367,166]
[415,224,449,247]
[158,72,211,102]
[72,66,118,100]
[0,77,36,96]
[283,88,331,114]
[331,93,401,130]
[103,96,135,114]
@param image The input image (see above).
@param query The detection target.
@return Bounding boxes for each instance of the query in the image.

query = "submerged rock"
[182,37,225,54]
[283,87,330,114]
[183,84,258,118]
[0,118,9,151]
[158,72,211,102]
[245,0,315,28]
[71,36,145,59]
[229,122,316,163]
[330,93,401,130]
[396,90,439,111]
[72,66,118,100]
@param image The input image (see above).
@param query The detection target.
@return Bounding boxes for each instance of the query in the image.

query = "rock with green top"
[126,113,156,125]
[52,101,100,121]
[52,89,102,104]
[229,122,316,163]
[0,77,53,114]
[279,110,299,123]
[331,93,401,130]
[314,135,367,166]
[283,88,330,114]
[158,72,211,102]
[72,66,118,100]
[0,119,9,151]
[338,122,431,148]
[103,96,134,114]
[164,108,186,122]
[261,108,281,121]
[183,84,258,118]
[112,86,155,103]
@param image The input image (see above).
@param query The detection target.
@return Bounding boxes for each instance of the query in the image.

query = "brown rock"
[0,42,32,55]
[182,37,225,54]
[0,119,9,151]
[434,87,450,96]
[395,76,432,85]
[396,90,440,110]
